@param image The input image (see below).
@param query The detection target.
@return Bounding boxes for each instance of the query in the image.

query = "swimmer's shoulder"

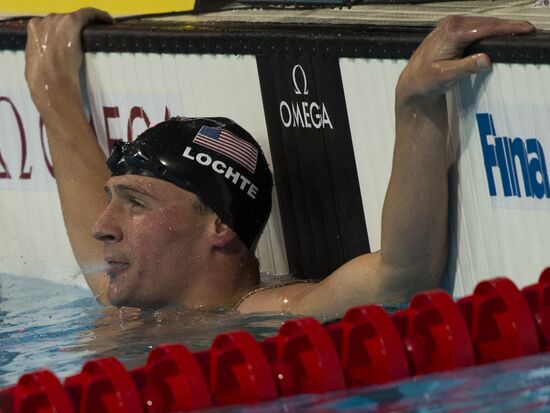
[236,279,317,314]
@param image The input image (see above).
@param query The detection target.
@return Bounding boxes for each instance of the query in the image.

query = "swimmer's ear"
[211,218,238,248]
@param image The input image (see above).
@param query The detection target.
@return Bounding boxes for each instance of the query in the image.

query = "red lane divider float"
[392,290,475,375]
[521,269,550,351]
[457,277,540,364]
[326,304,409,387]
[3,271,550,413]
[131,344,211,412]
[64,357,143,413]
[262,317,345,396]
[0,370,74,413]
[200,331,277,405]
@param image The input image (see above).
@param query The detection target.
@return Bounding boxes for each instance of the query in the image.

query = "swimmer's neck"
[174,246,260,311]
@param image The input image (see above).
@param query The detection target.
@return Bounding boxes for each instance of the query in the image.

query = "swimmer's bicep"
[287,251,407,317]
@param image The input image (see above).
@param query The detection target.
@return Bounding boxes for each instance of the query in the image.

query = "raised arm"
[25,9,113,301]
[283,16,535,317]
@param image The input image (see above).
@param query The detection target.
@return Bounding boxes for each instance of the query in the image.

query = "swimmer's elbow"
[379,250,447,301]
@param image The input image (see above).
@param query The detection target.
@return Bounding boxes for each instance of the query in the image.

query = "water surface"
[0,274,289,387]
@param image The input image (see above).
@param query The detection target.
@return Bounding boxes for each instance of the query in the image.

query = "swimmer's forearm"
[43,107,110,303]
[44,107,109,251]
[29,50,109,272]
[379,96,449,297]
[34,68,110,301]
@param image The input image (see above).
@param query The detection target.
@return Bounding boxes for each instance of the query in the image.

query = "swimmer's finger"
[24,17,45,58]
[70,7,113,26]
[24,18,41,79]
[443,16,535,44]
[25,17,41,38]
[431,53,491,86]
[469,18,534,40]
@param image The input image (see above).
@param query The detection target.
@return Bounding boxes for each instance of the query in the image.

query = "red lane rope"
[2,270,550,413]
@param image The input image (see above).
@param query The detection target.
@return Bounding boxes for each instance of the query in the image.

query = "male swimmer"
[24,10,534,316]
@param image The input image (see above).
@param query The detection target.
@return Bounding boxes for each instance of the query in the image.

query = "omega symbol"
[292,65,309,96]
[279,64,333,130]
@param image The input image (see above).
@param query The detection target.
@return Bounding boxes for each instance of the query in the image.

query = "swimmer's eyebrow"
[106,183,159,200]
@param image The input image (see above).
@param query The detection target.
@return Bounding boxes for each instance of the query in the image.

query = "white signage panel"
[454,64,550,295]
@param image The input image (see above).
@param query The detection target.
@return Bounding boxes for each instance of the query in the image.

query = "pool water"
[3,273,550,412]
[0,274,291,387]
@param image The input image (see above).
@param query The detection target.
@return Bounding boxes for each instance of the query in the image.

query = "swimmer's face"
[91,175,211,308]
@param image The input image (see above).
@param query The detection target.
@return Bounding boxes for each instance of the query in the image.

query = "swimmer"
[24,10,535,316]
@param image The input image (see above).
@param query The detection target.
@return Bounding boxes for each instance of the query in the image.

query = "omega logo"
[279,64,334,130]
[292,64,309,96]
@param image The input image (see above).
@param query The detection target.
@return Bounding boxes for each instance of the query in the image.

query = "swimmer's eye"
[129,198,146,209]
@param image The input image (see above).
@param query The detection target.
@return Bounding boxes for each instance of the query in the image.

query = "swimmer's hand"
[396,16,535,105]
[25,8,112,125]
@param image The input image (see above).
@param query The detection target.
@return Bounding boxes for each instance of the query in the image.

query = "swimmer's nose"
[92,203,123,243]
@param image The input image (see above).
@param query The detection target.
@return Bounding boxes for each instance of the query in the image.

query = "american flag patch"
[193,125,258,173]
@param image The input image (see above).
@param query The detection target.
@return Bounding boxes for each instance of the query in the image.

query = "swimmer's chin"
[105,269,137,308]
[106,293,144,309]
[106,288,170,310]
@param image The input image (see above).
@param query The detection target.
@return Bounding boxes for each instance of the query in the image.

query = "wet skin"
[92,175,210,309]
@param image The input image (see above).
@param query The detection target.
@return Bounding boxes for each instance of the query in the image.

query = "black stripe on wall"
[257,56,370,279]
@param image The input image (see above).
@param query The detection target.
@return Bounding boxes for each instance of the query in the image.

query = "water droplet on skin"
[67,41,72,48]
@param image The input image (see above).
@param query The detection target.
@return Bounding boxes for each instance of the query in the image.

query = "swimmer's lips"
[106,261,130,277]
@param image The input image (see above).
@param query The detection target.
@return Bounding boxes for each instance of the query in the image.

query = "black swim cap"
[106,117,273,251]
